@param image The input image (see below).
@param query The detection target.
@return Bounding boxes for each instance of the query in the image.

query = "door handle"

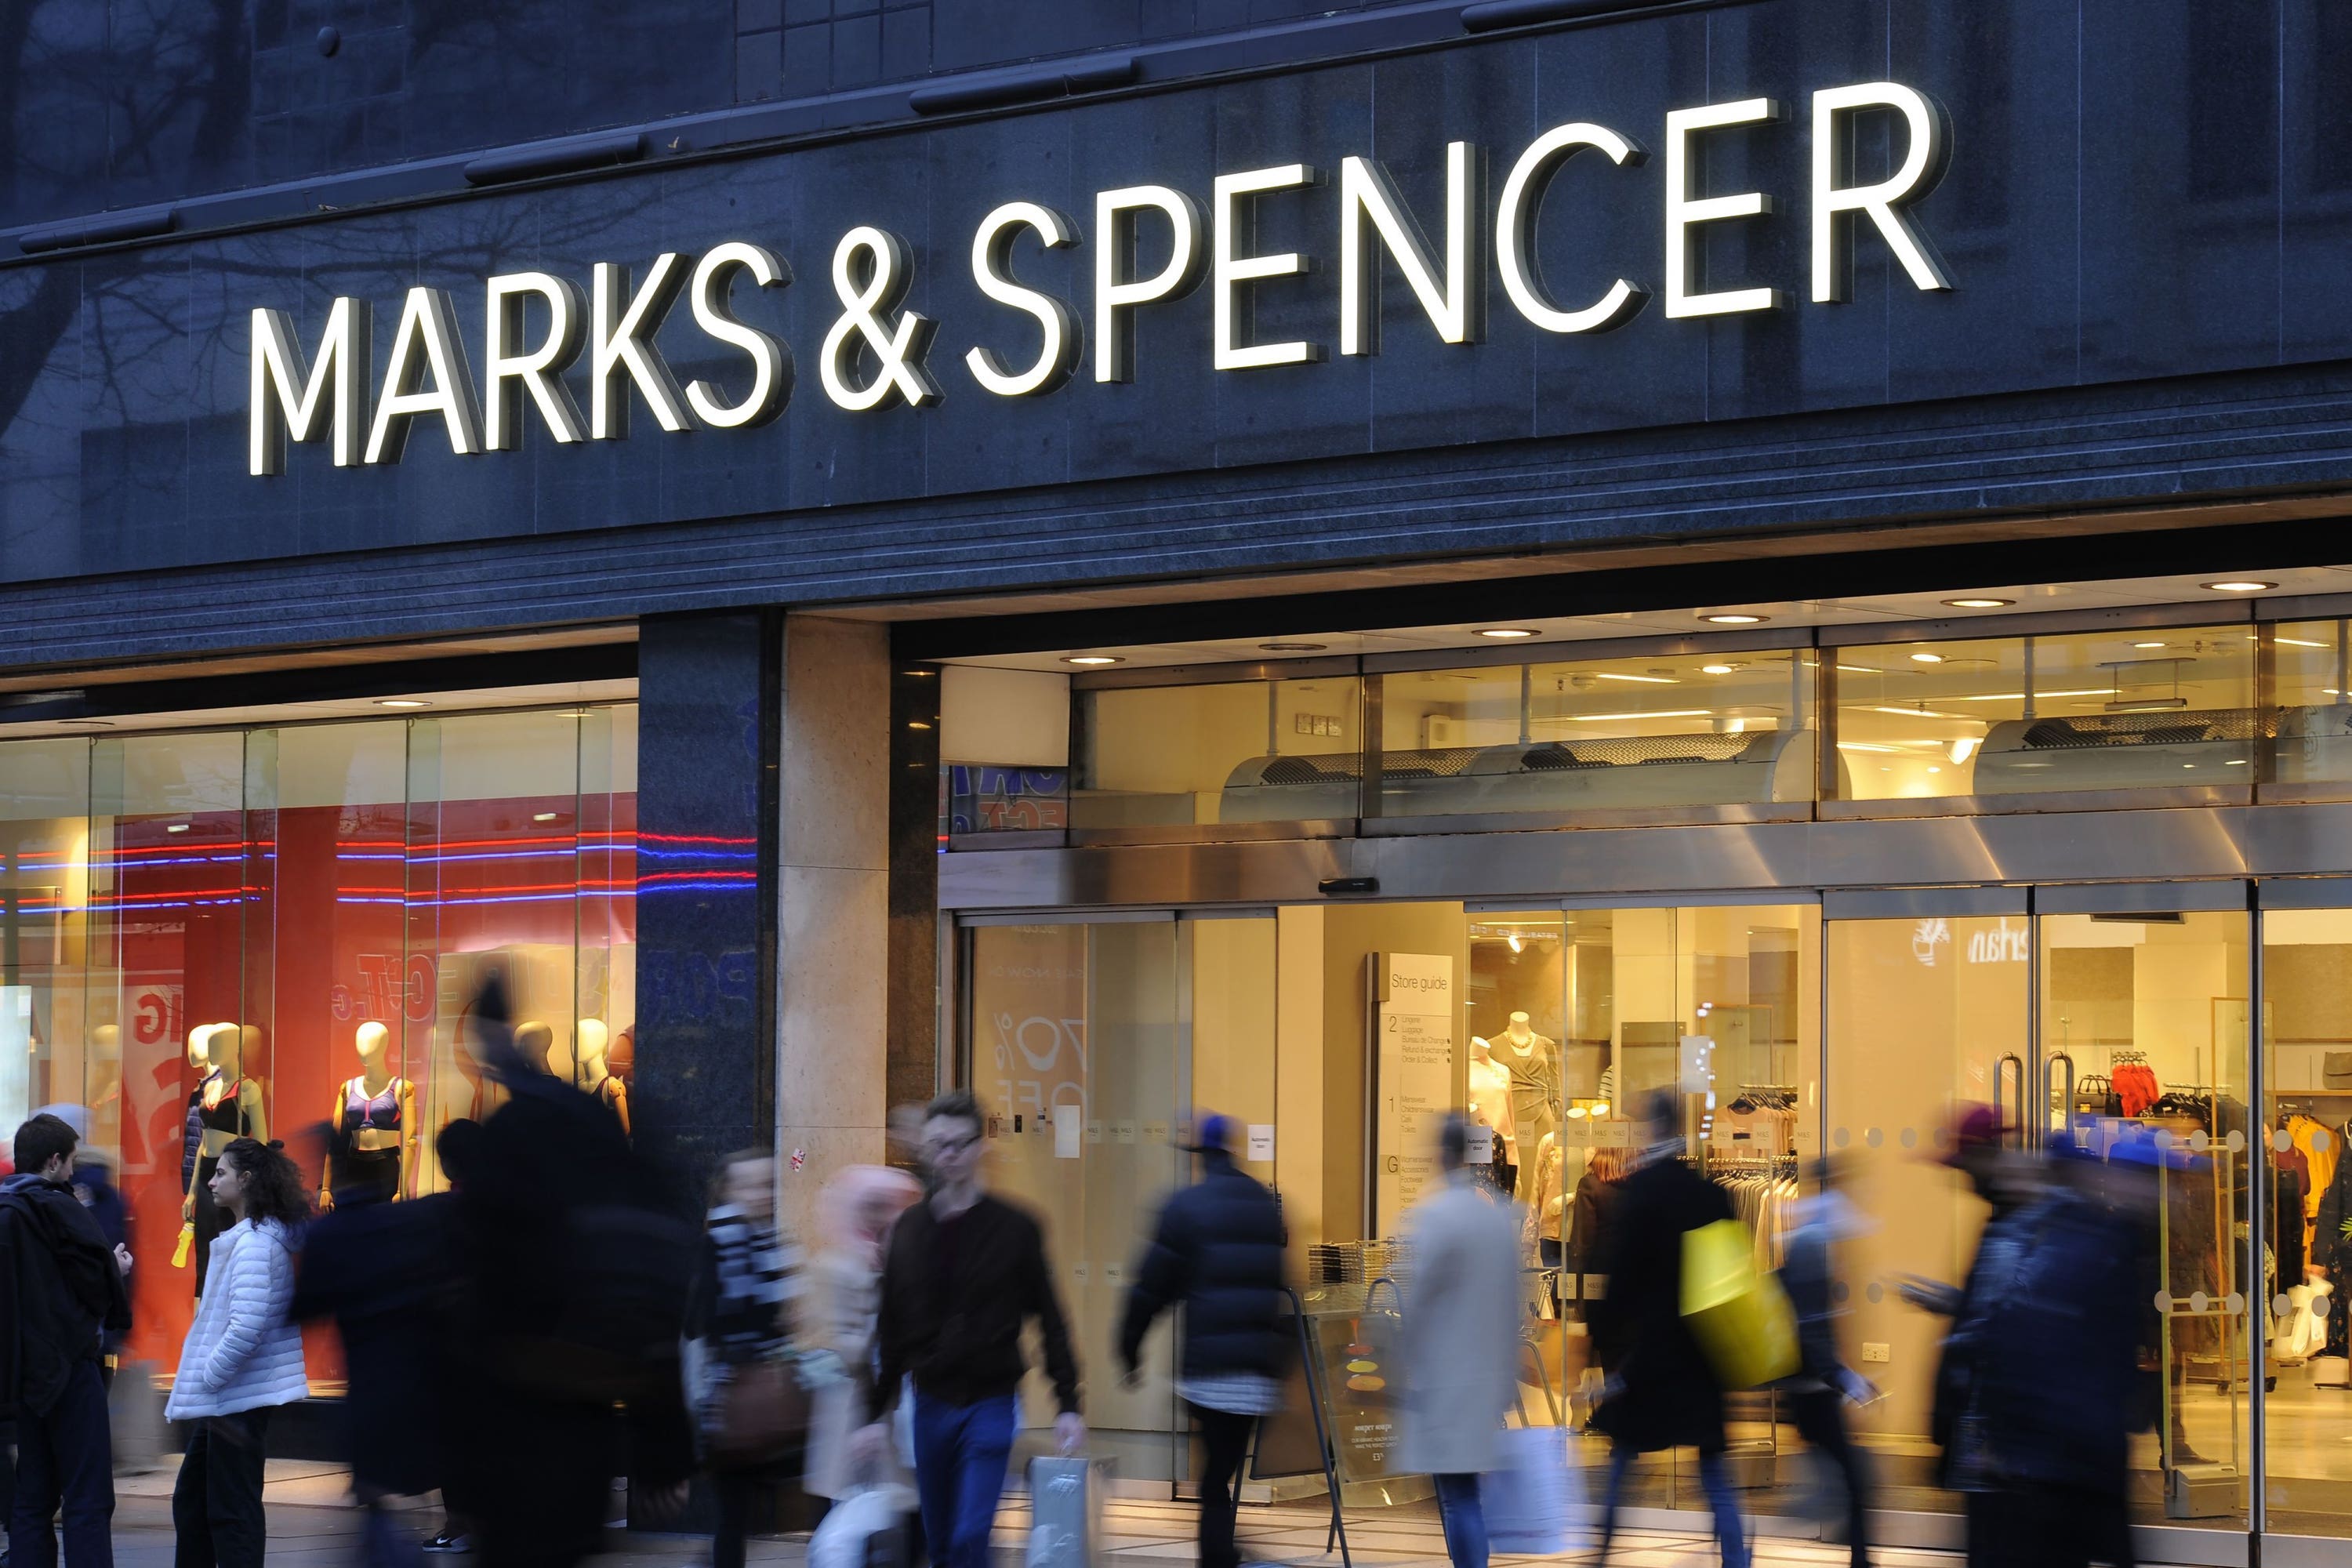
[2046,1051,2076,1148]
[1996,1053,2026,1149]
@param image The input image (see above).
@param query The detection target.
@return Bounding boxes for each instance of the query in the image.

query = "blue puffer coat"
[1118,1150,1288,1381]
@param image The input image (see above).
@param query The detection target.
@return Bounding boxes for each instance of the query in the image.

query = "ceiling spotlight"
[1258,642,1327,653]
[165,823,190,834]
[1910,652,1946,664]
[1699,613,1768,625]
[1062,655,1123,666]
[1700,664,1737,675]
[532,812,559,823]
[1943,598,2014,609]
[1475,627,1540,640]
[376,699,431,709]
[2133,641,2168,649]
[2203,580,2275,593]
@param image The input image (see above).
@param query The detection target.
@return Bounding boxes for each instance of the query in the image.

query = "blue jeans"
[11,1357,114,1568]
[1598,1446,1748,1568]
[911,1392,1018,1568]
[1432,1473,1487,1568]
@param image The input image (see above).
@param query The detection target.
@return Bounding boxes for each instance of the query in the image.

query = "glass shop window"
[1073,677,1365,829]
[1831,627,2256,803]
[0,705,638,1395]
[1375,650,1817,818]
[2270,619,2352,789]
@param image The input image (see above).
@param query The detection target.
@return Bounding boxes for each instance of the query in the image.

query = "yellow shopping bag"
[1679,1219,1799,1390]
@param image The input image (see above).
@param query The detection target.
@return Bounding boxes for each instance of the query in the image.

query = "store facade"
[8,0,2352,1558]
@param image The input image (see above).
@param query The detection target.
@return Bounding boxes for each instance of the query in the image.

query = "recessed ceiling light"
[1258,642,1327,653]
[2203,580,2275,593]
[1595,671,1678,684]
[1699,613,1767,625]
[1700,664,1737,675]
[1943,598,2014,609]
[2133,641,2168,649]
[1062,655,1123,666]
[532,812,558,823]
[1475,627,1540,640]
[165,823,189,834]
[377,699,431,709]
[1910,652,1946,664]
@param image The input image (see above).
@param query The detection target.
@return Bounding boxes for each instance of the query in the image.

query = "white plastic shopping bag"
[1025,1456,1111,1568]
[809,1483,915,1568]
[1480,1427,1592,1555]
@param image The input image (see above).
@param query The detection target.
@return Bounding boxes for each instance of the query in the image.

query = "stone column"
[775,613,894,1247]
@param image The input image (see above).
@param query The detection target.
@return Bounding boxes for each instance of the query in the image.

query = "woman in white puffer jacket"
[166,1136,311,1568]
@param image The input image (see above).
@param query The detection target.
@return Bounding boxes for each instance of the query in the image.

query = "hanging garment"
[2113,1063,2161,1117]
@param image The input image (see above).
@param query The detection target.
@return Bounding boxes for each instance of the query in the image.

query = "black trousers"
[1189,1403,1255,1568]
[172,1409,271,1568]
[1791,1389,1870,1568]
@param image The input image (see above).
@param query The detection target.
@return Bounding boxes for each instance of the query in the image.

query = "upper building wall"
[0,0,1428,234]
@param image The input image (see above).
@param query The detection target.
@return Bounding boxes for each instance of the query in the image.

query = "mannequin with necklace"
[321,1021,417,1208]
[1494,1011,1559,1203]
[180,1021,267,1293]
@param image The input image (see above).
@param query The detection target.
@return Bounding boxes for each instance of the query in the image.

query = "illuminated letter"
[1812,82,1951,303]
[686,242,792,428]
[966,203,1080,398]
[819,227,940,412]
[1494,123,1649,334]
[365,287,482,464]
[1093,185,1204,383]
[1214,164,1324,371]
[1338,142,1483,354]
[483,272,586,450]
[590,254,691,440]
[1664,98,1783,319]
[250,296,368,475]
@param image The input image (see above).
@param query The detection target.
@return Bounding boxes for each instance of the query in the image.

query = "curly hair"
[220,1137,311,1229]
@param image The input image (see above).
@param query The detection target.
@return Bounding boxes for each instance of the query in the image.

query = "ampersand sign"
[819,226,941,411]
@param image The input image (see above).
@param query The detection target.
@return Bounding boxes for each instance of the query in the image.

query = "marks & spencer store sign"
[248,81,1949,477]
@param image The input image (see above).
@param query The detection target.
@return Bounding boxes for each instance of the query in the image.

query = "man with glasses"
[862,1090,1084,1568]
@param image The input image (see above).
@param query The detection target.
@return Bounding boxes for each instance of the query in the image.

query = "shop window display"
[0,706,637,1393]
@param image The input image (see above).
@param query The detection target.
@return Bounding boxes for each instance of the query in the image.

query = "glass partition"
[1377,651,1817,819]
[1073,676,1364,829]
[1834,626,2256,803]
[0,706,638,1391]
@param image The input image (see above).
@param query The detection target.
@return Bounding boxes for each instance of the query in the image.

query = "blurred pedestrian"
[450,978,695,1568]
[861,1090,1084,1568]
[34,1106,129,1369]
[687,1150,804,1568]
[1117,1113,1287,1568]
[292,1129,463,1568]
[804,1166,920,1514]
[419,1120,484,1557]
[1778,1156,1877,1568]
[0,1112,132,1568]
[1590,1090,1747,1568]
[166,1136,310,1568]
[1393,1114,1522,1568]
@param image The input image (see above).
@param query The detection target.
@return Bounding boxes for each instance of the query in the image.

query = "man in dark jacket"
[0,1112,132,1568]
[1118,1114,1287,1568]
[863,1089,1083,1568]
[1590,1090,1747,1568]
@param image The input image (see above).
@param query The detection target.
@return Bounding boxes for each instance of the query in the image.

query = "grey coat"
[1393,1171,1525,1476]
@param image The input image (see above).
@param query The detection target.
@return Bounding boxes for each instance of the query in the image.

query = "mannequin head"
[355,1021,390,1070]
[1506,1011,1533,1041]
[93,1024,119,1062]
[514,1021,557,1077]
[208,1023,242,1078]
[1470,1036,1494,1066]
[186,1023,216,1071]
[238,1024,265,1076]
[608,1029,635,1086]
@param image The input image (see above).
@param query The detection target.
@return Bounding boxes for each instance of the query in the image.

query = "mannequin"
[1495,1011,1559,1203]
[1468,1036,1517,1196]
[577,1018,630,1137]
[321,1021,418,1207]
[180,1022,266,1294]
[516,1021,556,1078]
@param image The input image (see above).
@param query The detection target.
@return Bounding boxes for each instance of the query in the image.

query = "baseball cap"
[1185,1112,1236,1154]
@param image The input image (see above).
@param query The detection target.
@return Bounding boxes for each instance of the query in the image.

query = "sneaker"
[423,1533,473,1555]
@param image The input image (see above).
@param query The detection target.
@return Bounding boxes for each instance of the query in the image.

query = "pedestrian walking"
[861,1090,1084,1568]
[1778,1157,1877,1568]
[1116,1113,1287,1568]
[165,1136,310,1568]
[1393,1115,1523,1568]
[1590,1090,1748,1568]
[687,1150,804,1568]
[292,1129,465,1568]
[803,1165,921,1513]
[0,1112,132,1568]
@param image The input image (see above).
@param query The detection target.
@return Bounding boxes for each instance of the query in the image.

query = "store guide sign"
[248,81,1950,476]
